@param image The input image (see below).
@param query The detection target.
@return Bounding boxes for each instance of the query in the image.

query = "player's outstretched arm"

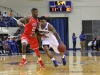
[49,25,62,43]
[17,16,30,26]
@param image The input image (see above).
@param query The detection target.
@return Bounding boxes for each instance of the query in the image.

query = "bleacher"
[0,17,17,27]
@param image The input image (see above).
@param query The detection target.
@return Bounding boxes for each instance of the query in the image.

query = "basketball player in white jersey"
[38,16,66,67]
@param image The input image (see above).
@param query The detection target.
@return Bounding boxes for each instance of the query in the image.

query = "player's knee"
[22,42,27,46]
[43,46,52,55]
[43,46,49,52]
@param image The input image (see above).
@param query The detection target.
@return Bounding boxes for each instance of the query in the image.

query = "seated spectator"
[10,37,15,55]
[0,38,3,54]
[10,36,19,55]
[15,37,20,54]
[3,35,7,41]
[0,18,3,27]
[3,11,8,17]
[2,18,10,27]
[3,40,10,54]
[5,38,11,53]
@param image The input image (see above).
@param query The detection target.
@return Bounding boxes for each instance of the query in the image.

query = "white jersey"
[38,22,60,53]
[38,22,53,39]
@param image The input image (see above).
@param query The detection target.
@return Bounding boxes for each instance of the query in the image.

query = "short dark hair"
[40,16,46,20]
[94,38,96,40]
[73,33,75,36]
[31,8,38,11]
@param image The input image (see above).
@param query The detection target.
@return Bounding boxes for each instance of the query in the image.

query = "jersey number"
[31,27,36,34]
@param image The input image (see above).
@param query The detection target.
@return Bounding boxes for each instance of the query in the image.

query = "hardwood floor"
[0,51,100,75]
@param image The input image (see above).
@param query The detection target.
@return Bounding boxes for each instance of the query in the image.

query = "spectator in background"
[0,38,3,54]
[3,35,7,41]
[10,37,15,55]
[0,11,2,18]
[72,33,77,51]
[15,37,20,54]
[3,40,10,54]
[10,37,19,55]
[9,10,12,17]
[5,38,11,54]
[3,11,8,17]
[2,34,5,40]
[79,31,86,52]
[0,11,3,20]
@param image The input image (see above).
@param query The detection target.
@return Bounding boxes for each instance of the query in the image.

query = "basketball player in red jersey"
[17,8,45,68]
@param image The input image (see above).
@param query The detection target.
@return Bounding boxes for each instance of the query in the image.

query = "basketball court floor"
[0,50,100,75]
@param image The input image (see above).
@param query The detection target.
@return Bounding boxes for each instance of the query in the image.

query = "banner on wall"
[28,0,43,1]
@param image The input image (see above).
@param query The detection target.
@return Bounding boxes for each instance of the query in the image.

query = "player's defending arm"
[17,16,30,26]
[49,25,62,43]
[36,23,45,37]
[35,28,45,37]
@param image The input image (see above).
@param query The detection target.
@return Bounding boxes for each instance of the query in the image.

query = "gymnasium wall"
[0,27,19,35]
[0,0,100,48]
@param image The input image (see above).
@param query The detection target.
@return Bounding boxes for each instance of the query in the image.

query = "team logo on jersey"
[39,31,49,34]
[32,23,37,26]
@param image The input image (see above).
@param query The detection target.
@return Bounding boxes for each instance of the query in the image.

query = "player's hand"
[18,23,24,27]
[31,33,37,38]
[60,41,63,44]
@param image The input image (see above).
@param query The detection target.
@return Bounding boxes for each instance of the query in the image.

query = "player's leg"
[52,45,66,66]
[43,45,59,67]
[34,48,45,68]
[19,37,28,66]
[30,38,45,68]
[51,36,66,66]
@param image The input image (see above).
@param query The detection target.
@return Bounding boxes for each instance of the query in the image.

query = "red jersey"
[24,16,38,35]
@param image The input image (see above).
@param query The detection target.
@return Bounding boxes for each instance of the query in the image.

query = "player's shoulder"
[24,16,30,19]
[48,23,54,31]
[48,23,53,28]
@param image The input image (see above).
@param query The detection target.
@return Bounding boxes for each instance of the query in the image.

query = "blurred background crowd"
[0,10,17,27]
[0,10,31,55]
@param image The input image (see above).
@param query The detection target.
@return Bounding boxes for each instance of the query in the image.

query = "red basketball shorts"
[21,34,39,50]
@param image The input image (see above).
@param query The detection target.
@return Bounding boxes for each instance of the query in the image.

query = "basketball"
[58,43,66,53]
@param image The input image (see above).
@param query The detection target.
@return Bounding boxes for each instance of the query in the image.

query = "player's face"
[32,10,38,18]
[40,20,46,26]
